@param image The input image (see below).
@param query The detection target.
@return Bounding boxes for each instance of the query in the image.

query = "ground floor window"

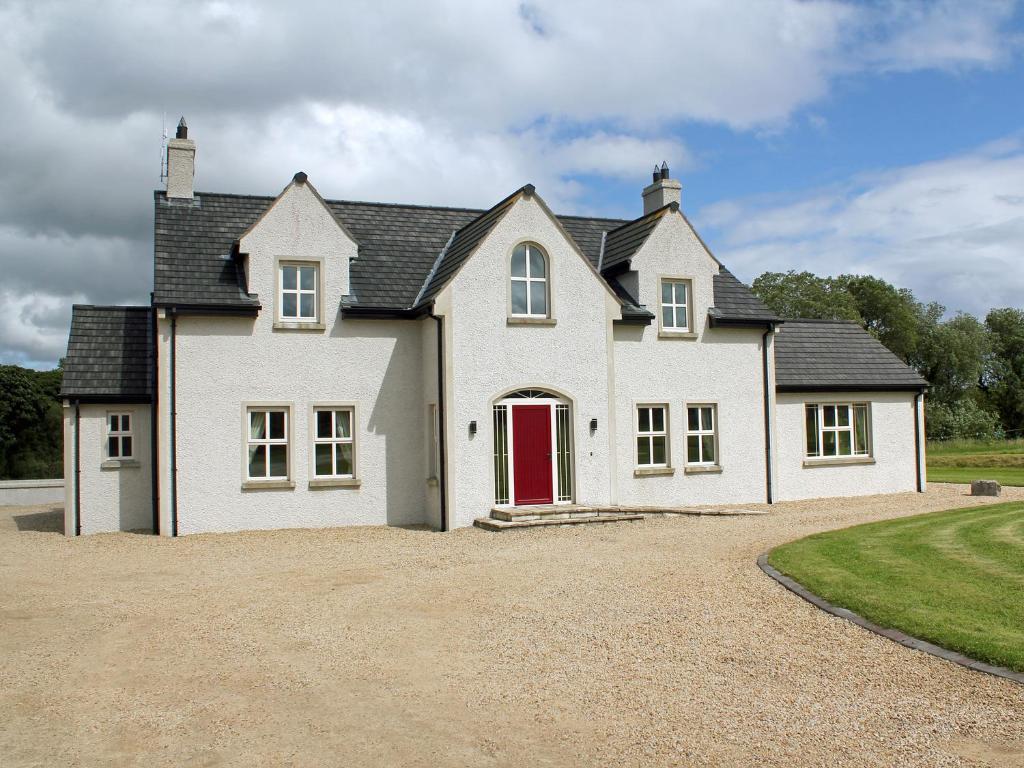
[247,407,289,480]
[686,404,717,465]
[106,412,133,459]
[805,402,870,458]
[313,407,354,478]
[636,404,669,468]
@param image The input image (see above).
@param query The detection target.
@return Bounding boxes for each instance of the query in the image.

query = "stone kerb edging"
[757,552,1024,685]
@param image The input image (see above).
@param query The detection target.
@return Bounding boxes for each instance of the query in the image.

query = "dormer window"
[659,277,693,334]
[510,243,548,317]
[279,262,318,322]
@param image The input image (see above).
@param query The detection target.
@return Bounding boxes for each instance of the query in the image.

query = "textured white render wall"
[775,391,919,501]
[163,179,427,534]
[441,195,620,529]
[64,403,152,534]
[613,212,771,507]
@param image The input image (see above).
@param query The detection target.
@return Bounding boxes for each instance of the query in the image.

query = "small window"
[247,407,289,480]
[660,278,691,332]
[510,242,548,317]
[686,404,717,465]
[313,408,355,478]
[107,413,133,459]
[279,263,318,322]
[805,403,870,458]
[636,404,669,468]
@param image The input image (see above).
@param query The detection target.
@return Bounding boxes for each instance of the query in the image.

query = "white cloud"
[698,138,1024,317]
[0,0,1020,366]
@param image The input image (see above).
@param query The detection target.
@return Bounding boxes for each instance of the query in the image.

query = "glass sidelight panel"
[493,405,509,504]
[555,404,572,502]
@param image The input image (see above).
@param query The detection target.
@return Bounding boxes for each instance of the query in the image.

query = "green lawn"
[928,438,1024,486]
[769,503,1024,673]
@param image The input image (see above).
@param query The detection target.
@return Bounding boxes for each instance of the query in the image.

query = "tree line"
[752,271,1024,441]
[0,364,63,479]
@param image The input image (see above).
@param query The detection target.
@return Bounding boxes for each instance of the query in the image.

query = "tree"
[0,365,63,480]
[985,308,1024,436]
[926,398,1005,441]
[751,271,860,321]
[911,312,988,407]
[840,275,925,363]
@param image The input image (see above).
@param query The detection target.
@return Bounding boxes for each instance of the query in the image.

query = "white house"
[59,121,928,536]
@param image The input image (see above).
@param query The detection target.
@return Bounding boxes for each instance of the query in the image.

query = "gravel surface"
[1,484,1023,767]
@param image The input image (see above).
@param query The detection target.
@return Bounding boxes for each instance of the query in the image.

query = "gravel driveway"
[1,485,1022,767]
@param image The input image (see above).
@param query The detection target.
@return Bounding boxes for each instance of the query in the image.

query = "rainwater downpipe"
[73,399,81,536]
[170,309,179,537]
[762,325,774,505]
[431,312,448,532]
[914,391,924,493]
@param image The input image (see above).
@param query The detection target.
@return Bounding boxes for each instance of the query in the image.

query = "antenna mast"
[159,112,168,183]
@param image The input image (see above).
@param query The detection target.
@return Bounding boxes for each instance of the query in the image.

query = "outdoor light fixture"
[590,418,598,433]
[469,420,477,435]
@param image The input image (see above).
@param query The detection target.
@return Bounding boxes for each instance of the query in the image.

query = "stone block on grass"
[970,480,1001,497]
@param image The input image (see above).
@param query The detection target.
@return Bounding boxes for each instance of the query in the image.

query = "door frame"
[493,391,574,507]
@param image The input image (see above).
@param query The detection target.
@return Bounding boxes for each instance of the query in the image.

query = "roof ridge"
[72,304,151,311]
[783,317,862,325]
[604,205,670,235]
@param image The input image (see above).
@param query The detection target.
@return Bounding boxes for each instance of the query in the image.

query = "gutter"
[430,311,448,532]
[762,325,775,504]
[73,399,81,536]
[170,309,179,537]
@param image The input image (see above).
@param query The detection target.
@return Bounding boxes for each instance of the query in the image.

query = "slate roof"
[151,187,772,324]
[61,306,153,401]
[774,319,928,392]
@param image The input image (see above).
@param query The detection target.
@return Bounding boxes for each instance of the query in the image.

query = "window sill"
[308,477,361,489]
[241,480,296,490]
[507,316,556,326]
[802,456,875,468]
[658,330,697,339]
[634,466,675,477]
[273,321,326,331]
[684,464,722,474]
[101,459,140,470]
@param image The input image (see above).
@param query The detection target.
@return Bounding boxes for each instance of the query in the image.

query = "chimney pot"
[175,116,188,140]
[660,161,669,180]
[652,165,660,184]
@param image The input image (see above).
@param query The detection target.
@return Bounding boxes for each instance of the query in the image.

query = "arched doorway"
[492,389,573,506]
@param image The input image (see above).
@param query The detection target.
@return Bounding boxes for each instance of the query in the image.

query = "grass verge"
[928,438,1024,486]
[769,502,1024,673]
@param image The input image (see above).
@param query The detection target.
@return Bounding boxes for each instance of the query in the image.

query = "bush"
[927,399,1005,442]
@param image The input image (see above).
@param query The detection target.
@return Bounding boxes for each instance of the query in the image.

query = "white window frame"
[509,242,550,318]
[685,403,718,466]
[242,404,293,487]
[311,405,356,480]
[635,403,670,469]
[659,277,693,334]
[276,260,321,325]
[105,412,134,460]
[805,402,871,459]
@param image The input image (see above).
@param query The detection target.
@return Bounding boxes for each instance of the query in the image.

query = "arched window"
[510,242,548,317]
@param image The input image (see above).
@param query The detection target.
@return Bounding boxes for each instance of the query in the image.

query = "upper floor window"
[279,262,318,322]
[510,242,548,317]
[805,403,870,458]
[106,412,134,460]
[660,278,692,333]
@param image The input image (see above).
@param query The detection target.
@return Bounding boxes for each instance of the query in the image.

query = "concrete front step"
[474,513,645,531]
[490,504,768,522]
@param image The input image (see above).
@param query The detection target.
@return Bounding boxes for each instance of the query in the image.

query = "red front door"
[512,405,553,505]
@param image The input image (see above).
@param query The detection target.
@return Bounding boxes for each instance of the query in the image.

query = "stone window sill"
[634,466,675,477]
[684,464,723,474]
[802,456,876,468]
[241,480,296,490]
[273,321,326,331]
[507,316,556,326]
[101,459,140,470]
[308,477,361,489]
[658,330,698,339]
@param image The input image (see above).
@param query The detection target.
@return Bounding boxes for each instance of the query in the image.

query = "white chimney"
[166,117,196,199]
[642,161,681,215]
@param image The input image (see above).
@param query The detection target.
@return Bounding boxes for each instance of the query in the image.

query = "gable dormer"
[238,173,358,330]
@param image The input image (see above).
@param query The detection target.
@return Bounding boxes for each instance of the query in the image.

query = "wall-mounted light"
[469,420,478,436]
[590,418,598,433]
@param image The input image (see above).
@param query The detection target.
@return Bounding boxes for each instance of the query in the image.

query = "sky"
[0,0,1022,369]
